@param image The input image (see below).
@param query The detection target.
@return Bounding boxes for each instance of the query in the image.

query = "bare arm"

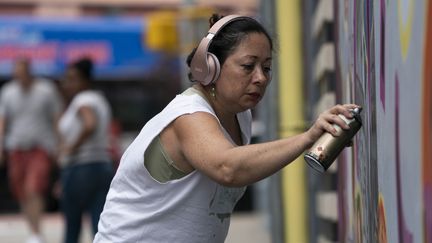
[174,104,357,187]
[61,106,97,155]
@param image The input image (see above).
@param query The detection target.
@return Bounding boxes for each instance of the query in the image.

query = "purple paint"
[380,0,386,111]
[426,185,432,243]
[366,1,371,100]
[395,74,413,243]
[366,0,373,113]
[354,1,357,76]
[366,0,370,52]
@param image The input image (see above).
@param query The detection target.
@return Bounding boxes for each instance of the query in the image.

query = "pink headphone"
[190,15,252,86]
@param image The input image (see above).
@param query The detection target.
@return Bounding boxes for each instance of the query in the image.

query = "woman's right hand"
[305,104,360,146]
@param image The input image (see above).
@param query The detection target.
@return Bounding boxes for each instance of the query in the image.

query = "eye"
[263,66,272,74]
[241,64,255,71]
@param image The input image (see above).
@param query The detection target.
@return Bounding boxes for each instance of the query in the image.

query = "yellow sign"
[146,11,178,52]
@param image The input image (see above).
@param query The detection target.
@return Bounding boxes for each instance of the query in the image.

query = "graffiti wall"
[335,0,431,242]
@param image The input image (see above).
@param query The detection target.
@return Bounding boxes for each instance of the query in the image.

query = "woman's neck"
[192,84,237,120]
[192,84,242,145]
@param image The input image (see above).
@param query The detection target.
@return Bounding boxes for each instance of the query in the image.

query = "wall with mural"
[335,0,431,242]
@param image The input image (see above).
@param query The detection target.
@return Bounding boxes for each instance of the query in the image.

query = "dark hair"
[69,57,94,81]
[186,14,273,81]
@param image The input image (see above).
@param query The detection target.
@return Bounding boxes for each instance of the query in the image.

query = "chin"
[243,102,259,111]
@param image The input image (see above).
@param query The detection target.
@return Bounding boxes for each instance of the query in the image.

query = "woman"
[94,14,357,243]
[58,58,114,243]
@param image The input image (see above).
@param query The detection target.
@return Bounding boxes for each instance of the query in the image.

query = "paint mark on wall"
[422,1,432,242]
[335,1,427,242]
[380,0,386,111]
[395,74,413,243]
[378,194,388,243]
[398,0,414,59]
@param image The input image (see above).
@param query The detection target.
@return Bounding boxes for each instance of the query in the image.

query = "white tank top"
[94,88,252,243]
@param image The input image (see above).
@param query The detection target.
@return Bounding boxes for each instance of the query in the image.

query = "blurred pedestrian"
[57,57,114,243]
[0,57,62,243]
[94,14,359,243]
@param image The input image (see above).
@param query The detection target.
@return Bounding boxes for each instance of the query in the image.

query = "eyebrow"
[242,55,273,61]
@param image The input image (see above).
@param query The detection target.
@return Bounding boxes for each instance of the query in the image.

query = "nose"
[252,66,270,86]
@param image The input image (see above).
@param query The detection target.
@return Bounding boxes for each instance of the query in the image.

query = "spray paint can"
[304,107,362,172]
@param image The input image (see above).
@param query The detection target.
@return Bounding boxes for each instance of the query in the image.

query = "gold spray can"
[304,107,362,172]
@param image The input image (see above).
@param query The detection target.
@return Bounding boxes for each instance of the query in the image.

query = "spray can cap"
[352,107,362,114]
[351,107,362,124]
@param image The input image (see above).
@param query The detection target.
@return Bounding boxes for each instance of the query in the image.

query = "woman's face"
[61,67,83,100]
[214,32,272,113]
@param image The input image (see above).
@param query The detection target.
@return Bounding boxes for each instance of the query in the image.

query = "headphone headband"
[190,15,252,85]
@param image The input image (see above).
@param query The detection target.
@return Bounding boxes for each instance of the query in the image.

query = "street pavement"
[0,212,271,243]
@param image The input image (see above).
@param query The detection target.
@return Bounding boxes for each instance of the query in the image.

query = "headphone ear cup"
[204,53,221,85]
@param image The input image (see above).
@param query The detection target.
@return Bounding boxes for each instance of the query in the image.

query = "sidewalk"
[0,213,92,243]
[0,212,271,243]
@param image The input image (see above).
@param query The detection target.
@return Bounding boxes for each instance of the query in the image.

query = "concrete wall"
[335,1,431,242]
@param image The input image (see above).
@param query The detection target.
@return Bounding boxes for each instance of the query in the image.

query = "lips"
[247,92,262,100]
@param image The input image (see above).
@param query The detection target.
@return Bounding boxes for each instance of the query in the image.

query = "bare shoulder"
[157,111,232,174]
[160,111,219,148]
[171,111,232,144]
[168,111,234,168]
[173,111,219,134]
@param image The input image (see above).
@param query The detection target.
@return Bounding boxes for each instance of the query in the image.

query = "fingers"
[313,116,339,137]
[328,113,350,130]
[329,104,359,118]
[319,103,361,135]
[319,111,348,131]
[308,103,361,141]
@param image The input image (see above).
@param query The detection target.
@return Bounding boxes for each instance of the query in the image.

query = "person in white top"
[0,58,62,243]
[95,14,359,243]
[58,58,114,243]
